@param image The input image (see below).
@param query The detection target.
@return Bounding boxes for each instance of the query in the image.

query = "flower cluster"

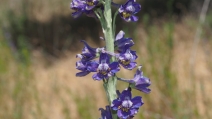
[76,31,140,81]
[70,0,99,18]
[70,0,141,22]
[75,31,151,118]
[71,0,151,118]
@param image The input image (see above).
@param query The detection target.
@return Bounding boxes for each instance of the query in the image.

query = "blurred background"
[0,0,212,119]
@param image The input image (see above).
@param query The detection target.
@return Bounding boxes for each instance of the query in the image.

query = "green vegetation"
[0,0,212,119]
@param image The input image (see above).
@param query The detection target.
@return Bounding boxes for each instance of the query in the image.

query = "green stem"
[102,0,118,119]
[113,10,119,37]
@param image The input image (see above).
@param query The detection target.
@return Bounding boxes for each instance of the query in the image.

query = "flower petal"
[115,30,125,41]
[87,61,99,72]
[109,62,120,73]
[99,106,112,119]
[133,3,141,13]
[130,15,138,22]
[76,71,90,77]
[131,96,143,108]
[86,5,95,10]
[99,53,110,64]
[92,73,103,80]
[76,61,86,70]
[81,40,96,55]
[119,87,132,101]
[72,11,83,18]
[135,84,151,94]
[111,100,122,110]
[121,62,137,70]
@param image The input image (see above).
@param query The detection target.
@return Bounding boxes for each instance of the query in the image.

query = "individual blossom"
[92,53,120,80]
[118,0,141,22]
[76,40,98,61]
[111,87,143,119]
[70,0,98,18]
[70,0,86,18]
[118,66,151,94]
[118,48,137,70]
[99,106,112,119]
[114,30,134,52]
[76,60,98,77]
[85,0,99,10]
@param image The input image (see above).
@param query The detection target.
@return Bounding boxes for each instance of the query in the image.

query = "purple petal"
[86,5,95,10]
[99,53,110,64]
[120,88,132,101]
[76,71,90,77]
[118,6,125,13]
[115,30,125,41]
[72,11,83,18]
[124,0,135,7]
[92,73,103,81]
[121,62,137,70]
[111,99,122,110]
[76,61,86,70]
[87,61,99,72]
[136,77,151,85]
[99,106,113,119]
[131,96,143,108]
[130,50,138,60]
[85,10,96,18]
[119,110,131,119]
[135,85,151,94]
[130,108,139,116]
[81,40,96,54]
[117,110,123,118]
[129,15,138,22]
[133,3,141,13]
[125,2,135,12]
[115,38,134,52]
[76,54,83,59]
[109,62,120,73]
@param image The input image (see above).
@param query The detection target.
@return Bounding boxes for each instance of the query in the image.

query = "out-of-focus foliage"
[2,0,211,56]
[0,0,212,119]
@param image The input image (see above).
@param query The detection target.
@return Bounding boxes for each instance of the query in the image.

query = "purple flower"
[118,66,151,94]
[118,49,137,70]
[99,106,112,119]
[76,60,98,77]
[131,66,151,93]
[111,87,143,119]
[115,31,134,52]
[85,0,99,10]
[70,0,98,18]
[119,0,141,22]
[70,0,86,18]
[92,53,120,80]
[76,40,97,61]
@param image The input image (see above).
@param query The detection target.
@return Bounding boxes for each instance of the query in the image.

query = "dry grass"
[0,0,212,119]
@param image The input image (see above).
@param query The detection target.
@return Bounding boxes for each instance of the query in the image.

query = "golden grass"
[0,0,212,118]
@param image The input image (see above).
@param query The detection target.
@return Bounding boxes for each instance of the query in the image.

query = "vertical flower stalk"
[102,0,118,118]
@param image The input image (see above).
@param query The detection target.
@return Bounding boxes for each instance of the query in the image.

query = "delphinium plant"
[70,0,151,118]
